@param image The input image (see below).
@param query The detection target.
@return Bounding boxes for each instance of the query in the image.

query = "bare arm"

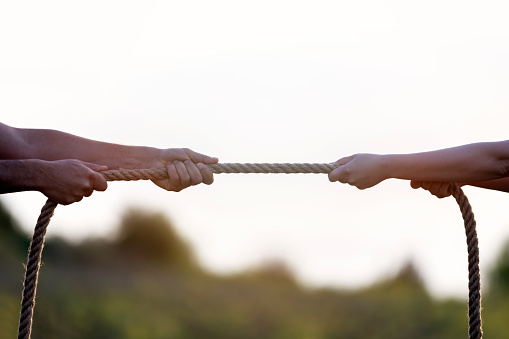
[1,122,166,169]
[468,177,509,192]
[408,177,509,198]
[384,142,509,183]
[329,141,509,192]
[0,122,218,202]
[0,159,108,204]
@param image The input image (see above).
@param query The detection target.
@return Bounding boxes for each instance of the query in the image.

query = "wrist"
[377,154,395,180]
[0,159,48,193]
[101,146,162,169]
[28,159,53,192]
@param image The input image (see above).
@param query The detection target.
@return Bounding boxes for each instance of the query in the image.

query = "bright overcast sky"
[1,0,509,298]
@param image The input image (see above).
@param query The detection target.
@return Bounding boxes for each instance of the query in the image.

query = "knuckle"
[79,180,93,191]
[64,196,77,205]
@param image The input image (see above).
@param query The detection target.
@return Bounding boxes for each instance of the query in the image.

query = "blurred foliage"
[489,239,509,295]
[2,199,509,338]
[233,259,299,288]
[115,209,199,272]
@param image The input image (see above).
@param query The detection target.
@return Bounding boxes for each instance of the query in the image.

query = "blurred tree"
[0,199,29,288]
[389,261,425,289]
[0,199,28,249]
[489,239,509,295]
[115,208,199,272]
[367,261,428,298]
[235,259,299,288]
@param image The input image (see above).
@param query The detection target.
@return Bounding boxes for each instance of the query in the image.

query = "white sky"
[1,0,509,298]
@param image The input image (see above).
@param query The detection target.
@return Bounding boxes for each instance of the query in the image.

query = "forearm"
[0,159,109,204]
[1,123,218,195]
[383,141,509,183]
[19,128,161,169]
[0,159,44,193]
[466,178,509,193]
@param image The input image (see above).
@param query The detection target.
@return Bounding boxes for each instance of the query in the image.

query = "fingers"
[333,155,354,167]
[46,160,109,205]
[92,172,108,192]
[82,162,108,172]
[420,181,432,191]
[410,180,422,189]
[173,161,192,189]
[410,180,452,198]
[197,163,214,185]
[329,155,356,183]
[328,166,349,183]
[165,160,214,191]
[164,161,182,191]
[80,162,108,192]
[76,168,108,200]
[174,160,202,187]
[434,182,452,198]
[155,148,217,191]
[181,160,203,186]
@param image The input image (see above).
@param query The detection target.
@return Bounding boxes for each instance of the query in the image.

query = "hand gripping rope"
[17,163,483,339]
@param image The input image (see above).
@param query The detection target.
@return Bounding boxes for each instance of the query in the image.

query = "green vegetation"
[1,200,509,338]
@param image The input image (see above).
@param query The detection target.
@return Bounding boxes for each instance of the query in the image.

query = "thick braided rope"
[99,163,337,181]
[18,164,482,339]
[449,183,482,339]
[17,200,57,339]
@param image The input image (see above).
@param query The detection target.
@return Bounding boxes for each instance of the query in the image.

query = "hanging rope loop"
[18,164,483,339]
[17,200,57,339]
[449,183,483,339]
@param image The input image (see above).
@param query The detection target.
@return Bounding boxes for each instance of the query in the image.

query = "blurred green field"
[2,201,509,338]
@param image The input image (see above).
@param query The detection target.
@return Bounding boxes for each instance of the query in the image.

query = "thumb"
[186,150,219,164]
[82,162,109,172]
[334,155,354,167]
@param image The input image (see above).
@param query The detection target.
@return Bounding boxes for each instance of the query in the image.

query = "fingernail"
[197,163,204,169]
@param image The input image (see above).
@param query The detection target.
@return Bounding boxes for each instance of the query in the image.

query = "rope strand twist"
[18,163,482,339]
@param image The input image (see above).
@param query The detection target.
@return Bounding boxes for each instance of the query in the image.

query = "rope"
[17,200,57,339]
[450,183,483,339]
[17,163,482,338]
[99,163,337,181]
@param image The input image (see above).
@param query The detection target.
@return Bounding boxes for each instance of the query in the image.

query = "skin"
[0,122,218,205]
[328,141,509,198]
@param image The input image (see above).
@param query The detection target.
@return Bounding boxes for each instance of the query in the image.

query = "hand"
[328,153,388,189]
[410,180,455,198]
[38,160,108,205]
[149,148,218,192]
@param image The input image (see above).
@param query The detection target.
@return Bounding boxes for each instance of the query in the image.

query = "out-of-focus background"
[2,1,509,337]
